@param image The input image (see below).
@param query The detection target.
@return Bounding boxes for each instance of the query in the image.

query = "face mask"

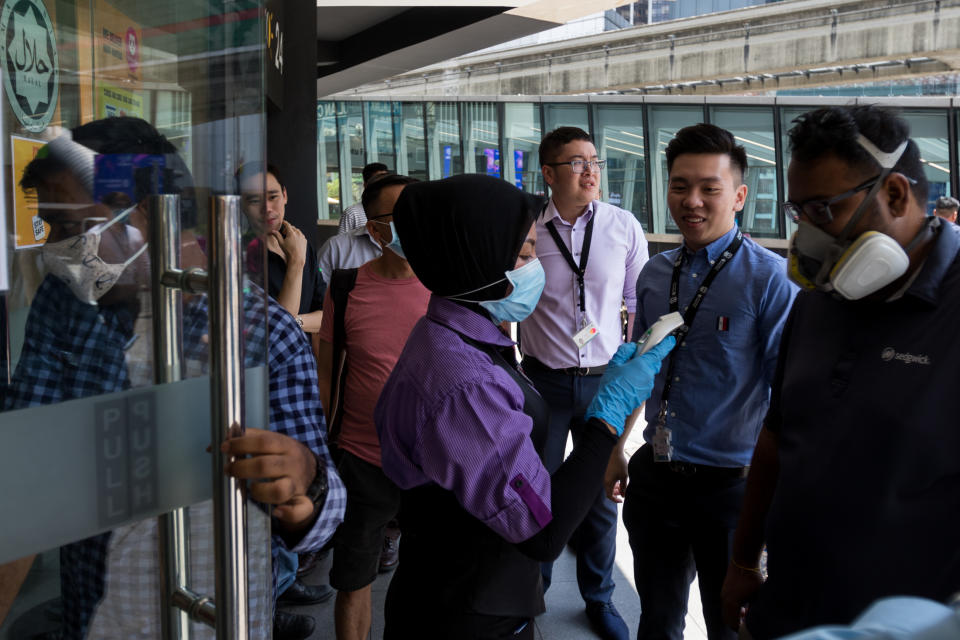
[448,259,546,324]
[373,220,406,259]
[41,206,148,305]
[787,134,927,301]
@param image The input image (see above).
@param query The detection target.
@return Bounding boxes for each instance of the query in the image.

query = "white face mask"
[41,206,148,305]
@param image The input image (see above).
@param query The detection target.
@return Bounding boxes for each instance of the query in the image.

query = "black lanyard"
[657,230,743,425]
[545,214,595,314]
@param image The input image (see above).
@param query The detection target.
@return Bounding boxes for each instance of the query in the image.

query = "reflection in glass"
[594,105,648,229]
[318,101,340,220]
[544,103,589,133]
[364,101,397,171]
[901,110,951,213]
[426,102,460,180]
[503,103,542,194]
[648,105,702,233]
[462,102,501,178]
[400,102,428,181]
[336,101,365,209]
[710,106,780,238]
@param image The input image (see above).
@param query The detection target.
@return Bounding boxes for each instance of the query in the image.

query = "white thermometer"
[636,311,685,355]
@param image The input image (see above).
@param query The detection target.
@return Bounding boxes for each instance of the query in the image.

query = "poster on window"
[98,84,143,119]
[10,135,48,249]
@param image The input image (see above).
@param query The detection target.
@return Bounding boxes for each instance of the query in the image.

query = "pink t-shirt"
[318,262,430,467]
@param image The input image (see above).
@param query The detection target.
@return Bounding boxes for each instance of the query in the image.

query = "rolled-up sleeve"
[414,377,553,544]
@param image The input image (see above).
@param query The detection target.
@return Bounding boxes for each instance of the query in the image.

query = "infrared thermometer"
[636,312,685,355]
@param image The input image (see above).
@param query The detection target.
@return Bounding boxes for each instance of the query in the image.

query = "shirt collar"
[683,224,740,263]
[543,199,596,227]
[350,225,381,247]
[426,295,515,348]
[902,218,960,305]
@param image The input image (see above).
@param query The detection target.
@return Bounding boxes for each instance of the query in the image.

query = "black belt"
[660,459,749,479]
[522,355,606,377]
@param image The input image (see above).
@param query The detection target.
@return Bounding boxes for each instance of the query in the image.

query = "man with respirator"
[721,105,960,638]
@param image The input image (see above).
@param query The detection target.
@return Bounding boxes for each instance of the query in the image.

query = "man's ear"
[883,173,913,219]
[733,183,749,212]
[541,164,554,188]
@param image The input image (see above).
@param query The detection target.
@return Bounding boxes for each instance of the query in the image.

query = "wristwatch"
[295,315,304,329]
[304,451,328,510]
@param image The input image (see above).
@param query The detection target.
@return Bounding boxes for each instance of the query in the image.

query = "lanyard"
[657,230,743,426]
[545,214,595,314]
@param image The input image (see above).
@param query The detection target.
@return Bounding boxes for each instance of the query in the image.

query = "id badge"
[572,320,599,348]
[652,424,673,462]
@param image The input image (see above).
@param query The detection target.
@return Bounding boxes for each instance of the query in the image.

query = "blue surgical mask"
[373,220,406,259]
[449,259,546,324]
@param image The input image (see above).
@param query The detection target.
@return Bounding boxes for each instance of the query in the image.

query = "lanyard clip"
[657,400,668,426]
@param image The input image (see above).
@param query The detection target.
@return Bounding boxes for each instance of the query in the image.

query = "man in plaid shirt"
[5,117,344,639]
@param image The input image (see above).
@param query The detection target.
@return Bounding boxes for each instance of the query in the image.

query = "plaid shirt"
[6,275,345,639]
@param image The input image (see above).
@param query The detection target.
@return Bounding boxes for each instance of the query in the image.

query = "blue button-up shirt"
[632,226,798,467]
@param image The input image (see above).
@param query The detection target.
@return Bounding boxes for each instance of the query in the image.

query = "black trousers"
[622,445,746,640]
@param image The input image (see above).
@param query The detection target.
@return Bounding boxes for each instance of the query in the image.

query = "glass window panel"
[364,101,397,171]
[0,2,273,636]
[461,101,501,178]
[901,110,950,213]
[317,100,340,220]
[778,106,813,239]
[503,103,542,194]
[425,102,459,180]
[594,104,649,230]
[544,103,589,133]
[336,101,364,208]
[398,102,428,181]
[648,105,703,233]
[709,106,780,238]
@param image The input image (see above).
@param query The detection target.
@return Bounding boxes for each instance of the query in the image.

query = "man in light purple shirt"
[519,126,648,640]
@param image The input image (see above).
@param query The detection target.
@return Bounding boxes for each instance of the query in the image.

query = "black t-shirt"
[747,223,960,638]
[265,237,326,314]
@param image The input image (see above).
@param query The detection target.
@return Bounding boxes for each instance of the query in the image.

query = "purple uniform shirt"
[375,296,553,544]
[520,199,648,369]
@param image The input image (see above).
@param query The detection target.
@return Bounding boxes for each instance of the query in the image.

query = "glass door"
[0,1,273,638]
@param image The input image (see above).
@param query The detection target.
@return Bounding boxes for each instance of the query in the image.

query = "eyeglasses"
[782,176,879,226]
[367,212,393,221]
[545,159,606,174]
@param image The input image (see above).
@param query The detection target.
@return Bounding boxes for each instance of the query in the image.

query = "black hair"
[539,127,593,166]
[665,123,747,181]
[236,161,285,193]
[362,162,389,183]
[787,105,928,205]
[361,174,419,212]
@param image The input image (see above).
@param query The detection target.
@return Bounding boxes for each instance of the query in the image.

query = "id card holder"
[572,320,599,348]
[652,424,673,462]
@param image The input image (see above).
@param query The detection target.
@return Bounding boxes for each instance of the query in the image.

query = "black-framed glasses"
[367,212,393,221]
[782,176,880,226]
[545,159,606,174]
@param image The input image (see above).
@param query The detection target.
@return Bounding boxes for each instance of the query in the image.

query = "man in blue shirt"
[722,106,960,639]
[604,124,797,640]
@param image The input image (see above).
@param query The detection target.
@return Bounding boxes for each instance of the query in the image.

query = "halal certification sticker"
[0,0,59,133]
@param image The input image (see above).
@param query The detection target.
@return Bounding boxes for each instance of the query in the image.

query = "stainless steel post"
[208,195,248,639]
[149,194,191,640]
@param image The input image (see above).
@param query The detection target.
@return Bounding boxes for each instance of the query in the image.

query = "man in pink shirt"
[317,174,430,640]
[519,127,649,640]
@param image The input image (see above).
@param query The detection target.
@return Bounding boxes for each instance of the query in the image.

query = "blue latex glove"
[585,336,677,435]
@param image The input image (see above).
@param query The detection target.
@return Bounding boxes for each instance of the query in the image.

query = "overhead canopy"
[316,1,635,96]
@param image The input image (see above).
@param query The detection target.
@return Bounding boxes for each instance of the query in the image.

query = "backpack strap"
[328,267,359,445]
